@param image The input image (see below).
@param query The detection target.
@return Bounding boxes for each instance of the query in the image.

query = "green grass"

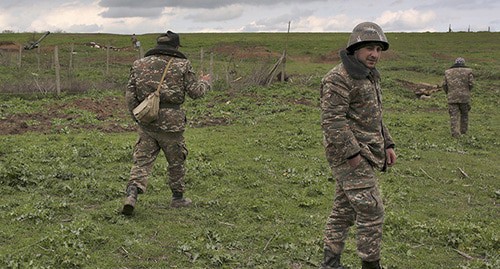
[2,31,498,92]
[0,32,499,268]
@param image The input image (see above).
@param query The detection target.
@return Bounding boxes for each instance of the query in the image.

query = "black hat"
[156,30,181,47]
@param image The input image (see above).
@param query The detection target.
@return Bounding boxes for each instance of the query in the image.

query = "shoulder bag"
[133,58,174,123]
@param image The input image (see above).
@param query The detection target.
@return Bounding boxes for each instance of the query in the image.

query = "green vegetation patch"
[0,32,498,268]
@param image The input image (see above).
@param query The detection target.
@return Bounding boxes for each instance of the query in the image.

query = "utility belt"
[160,103,181,109]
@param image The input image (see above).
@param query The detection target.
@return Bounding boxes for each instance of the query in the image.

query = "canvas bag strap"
[155,58,174,94]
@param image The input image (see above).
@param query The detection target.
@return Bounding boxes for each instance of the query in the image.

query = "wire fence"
[0,41,284,95]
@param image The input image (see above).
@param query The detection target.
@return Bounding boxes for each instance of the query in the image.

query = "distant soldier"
[122,30,211,215]
[131,34,138,48]
[319,22,397,269]
[443,57,474,137]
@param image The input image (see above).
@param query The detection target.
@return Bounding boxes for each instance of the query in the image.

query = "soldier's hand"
[347,154,362,168]
[200,72,211,84]
[386,148,397,166]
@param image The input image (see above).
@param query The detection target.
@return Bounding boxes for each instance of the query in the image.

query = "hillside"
[0,32,499,268]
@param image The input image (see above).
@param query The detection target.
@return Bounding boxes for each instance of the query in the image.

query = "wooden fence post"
[106,44,110,75]
[69,43,74,70]
[36,46,41,71]
[210,52,214,80]
[54,46,61,95]
[18,45,22,68]
[139,46,144,59]
[281,21,291,82]
[200,48,204,73]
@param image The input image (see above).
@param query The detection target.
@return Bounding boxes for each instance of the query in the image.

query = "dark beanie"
[156,30,181,47]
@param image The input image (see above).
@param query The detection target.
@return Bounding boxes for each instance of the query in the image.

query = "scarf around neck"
[144,44,187,59]
[339,49,380,80]
[450,63,468,69]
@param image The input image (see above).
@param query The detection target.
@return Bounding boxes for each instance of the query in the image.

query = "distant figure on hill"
[319,22,397,269]
[122,30,211,215]
[442,57,474,138]
[131,34,139,49]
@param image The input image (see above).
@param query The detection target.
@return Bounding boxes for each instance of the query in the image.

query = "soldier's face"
[354,43,383,69]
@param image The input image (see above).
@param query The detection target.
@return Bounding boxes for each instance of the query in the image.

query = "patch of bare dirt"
[431,52,452,61]
[212,43,279,60]
[0,41,20,52]
[311,48,400,64]
[396,79,442,100]
[0,95,232,135]
[0,96,135,135]
[313,49,342,64]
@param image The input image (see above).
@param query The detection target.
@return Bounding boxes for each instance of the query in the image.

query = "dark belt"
[160,103,181,109]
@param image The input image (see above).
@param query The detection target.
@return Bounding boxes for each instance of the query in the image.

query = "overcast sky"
[0,0,498,34]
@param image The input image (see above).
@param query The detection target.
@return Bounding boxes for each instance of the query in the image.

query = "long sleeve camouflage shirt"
[126,54,210,132]
[320,50,394,171]
[443,65,474,104]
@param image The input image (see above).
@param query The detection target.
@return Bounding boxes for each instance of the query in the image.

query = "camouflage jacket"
[443,65,474,104]
[126,53,209,132]
[320,50,394,171]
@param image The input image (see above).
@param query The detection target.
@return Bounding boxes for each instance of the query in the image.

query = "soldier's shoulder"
[169,58,191,73]
[171,56,190,65]
[132,55,159,66]
[323,63,345,79]
[445,67,461,75]
[449,67,473,75]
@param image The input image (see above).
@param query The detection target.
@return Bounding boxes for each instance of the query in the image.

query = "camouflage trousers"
[324,157,384,262]
[448,103,471,137]
[127,128,188,194]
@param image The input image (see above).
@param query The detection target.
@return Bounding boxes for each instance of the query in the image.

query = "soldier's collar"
[451,63,468,68]
[144,45,187,59]
[340,50,379,80]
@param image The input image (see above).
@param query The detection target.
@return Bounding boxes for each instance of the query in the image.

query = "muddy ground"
[1,96,134,135]
[1,94,233,135]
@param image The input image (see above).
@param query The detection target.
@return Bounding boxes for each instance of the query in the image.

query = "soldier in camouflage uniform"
[131,34,138,48]
[443,57,474,138]
[319,22,397,269]
[122,31,211,215]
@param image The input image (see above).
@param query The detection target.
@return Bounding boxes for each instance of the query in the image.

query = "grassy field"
[0,32,499,268]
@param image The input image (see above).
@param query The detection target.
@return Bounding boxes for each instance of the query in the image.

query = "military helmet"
[346,22,389,52]
[454,57,465,65]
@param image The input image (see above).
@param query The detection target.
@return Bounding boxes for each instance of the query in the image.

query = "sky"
[0,0,498,34]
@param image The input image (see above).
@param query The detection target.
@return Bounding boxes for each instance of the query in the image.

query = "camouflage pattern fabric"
[324,158,384,262]
[448,103,471,137]
[125,53,209,194]
[128,129,187,193]
[320,50,393,262]
[125,54,210,133]
[320,51,394,171]
[443,66,474,137]
[443,67,474,104]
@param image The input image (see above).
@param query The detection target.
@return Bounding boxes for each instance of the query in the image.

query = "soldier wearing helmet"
[319,22,396,269]
[442,57,474,137]
[346,22,389,53]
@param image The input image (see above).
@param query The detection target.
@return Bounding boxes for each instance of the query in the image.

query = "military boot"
[170,197,192,208]
[122,185,138,215]
[320,249,346,269]
[361,260,382,269]
[170,191,192,208]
